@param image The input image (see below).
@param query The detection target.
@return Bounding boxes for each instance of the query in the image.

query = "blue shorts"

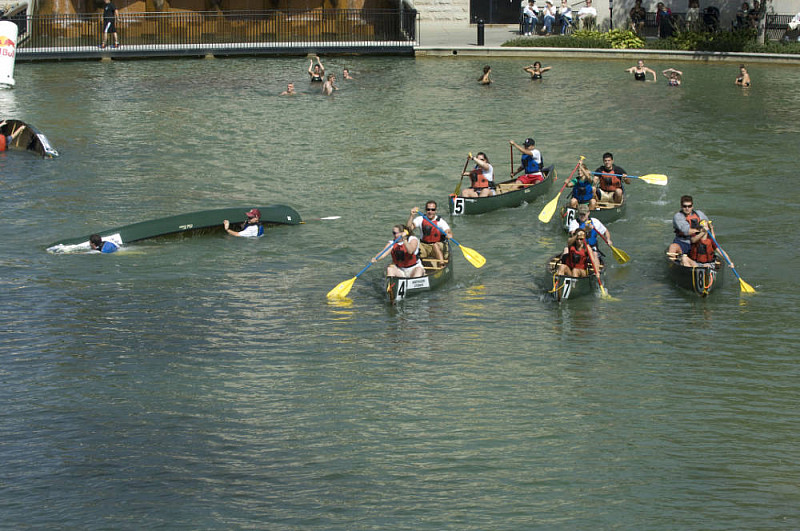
[672,237,691,254]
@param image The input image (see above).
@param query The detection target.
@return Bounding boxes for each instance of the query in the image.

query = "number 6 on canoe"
[327,236,401,299]
[416,214,485,268]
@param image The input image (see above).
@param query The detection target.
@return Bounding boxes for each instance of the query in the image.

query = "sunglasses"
[682,204,693,208]
[426,207,436,211]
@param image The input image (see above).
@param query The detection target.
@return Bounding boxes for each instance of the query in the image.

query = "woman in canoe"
[372,224,425,278]
[556,228,590,277]
[461,152,495,198]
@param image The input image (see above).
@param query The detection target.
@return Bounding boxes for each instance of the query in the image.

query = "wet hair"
[680,195,693,204]
[483,65,491,74]
[89,234,102,248]
[602,152,614,160]
[475,152,490,163]
[533,61,541,68]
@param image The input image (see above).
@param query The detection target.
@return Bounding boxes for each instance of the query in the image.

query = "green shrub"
[605,29,645,49]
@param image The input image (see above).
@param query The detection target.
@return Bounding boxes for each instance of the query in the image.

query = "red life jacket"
[564,245,588,270]
[0,134,7,152]
[470,167,489,189]
[689,236,716,263]
[421,216,444,243]
[391,240,418,268]
[676,210,702,237]
[598,172,622,192]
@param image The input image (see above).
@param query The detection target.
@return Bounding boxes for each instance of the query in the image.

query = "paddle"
[586,244,615,300]
[706,229,756,294]
[415,213,486,269]
[596,230,630,264]
[591,171,668,186]
[300,216,341,224]
[326,236,402,299]
[539,156,584,223]
[453,153,473,197]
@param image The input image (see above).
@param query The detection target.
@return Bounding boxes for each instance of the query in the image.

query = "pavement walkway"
[417,20,521,48]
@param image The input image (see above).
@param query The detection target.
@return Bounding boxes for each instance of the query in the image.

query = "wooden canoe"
[665,249,725,297]
[0,119,59,158]
[385,241,453,302]
[544,253,605,302]
[449,165,555,216]
[46,204,301,253]
[561,194,626,231]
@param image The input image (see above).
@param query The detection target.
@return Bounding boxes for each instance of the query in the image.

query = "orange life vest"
[564,245,589,270]
[391,241,418,268]
[689,236,716,263]
[676,210,702,237]
[0,134,7,152]
[598,172,622,192]
[470,168,490,189]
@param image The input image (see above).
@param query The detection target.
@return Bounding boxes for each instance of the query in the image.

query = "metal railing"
[15,9,417,51]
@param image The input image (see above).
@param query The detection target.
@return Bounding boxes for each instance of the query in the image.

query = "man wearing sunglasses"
[667,195,709,257]
[407,201,454,264]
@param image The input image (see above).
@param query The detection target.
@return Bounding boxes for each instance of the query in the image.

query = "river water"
[1,56,799,529]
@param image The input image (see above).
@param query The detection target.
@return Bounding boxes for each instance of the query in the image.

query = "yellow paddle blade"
[739,278,757,294]
[460,245,486,268]
[538,195,560,223]
[326,276,357,299]
[611,246,631,264]
[454,178,464,197]
[638,173,668,186]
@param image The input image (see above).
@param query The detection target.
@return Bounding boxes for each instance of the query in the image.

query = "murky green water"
[1,56,799,529]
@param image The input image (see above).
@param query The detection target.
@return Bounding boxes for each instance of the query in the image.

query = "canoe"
[665,249,725,297]
[448,165,555,216]
[46,204,301,253]
[561,194,626,231]
[0,119,59,158]
[544,253,605,302]
[385,241,453,302]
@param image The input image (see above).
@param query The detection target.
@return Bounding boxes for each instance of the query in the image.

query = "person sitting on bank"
[89,234,119,253]
[510,137,544,187]
[667,195,709,257]
[407,201,453,264]
[461,152,495,198]
[577,0,597,29]
[626,60,657,82]
[680,220,731,268]
[629,0,646,35]
[662,68,683,86]
[566,162,597,210]
[568,203,612,255]
[556,228,590,277]
[308,55,325,82]
[594,152,630,204]
[0,122,25,152]
[223,208,263,237]
[558,0,574,34]
[372,224,424,278]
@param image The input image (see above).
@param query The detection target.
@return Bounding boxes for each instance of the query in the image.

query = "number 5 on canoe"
[327,235,402,299]
[416,213,485,268]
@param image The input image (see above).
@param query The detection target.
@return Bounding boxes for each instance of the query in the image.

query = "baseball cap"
[524,138,535,147]
[246,208,261,218]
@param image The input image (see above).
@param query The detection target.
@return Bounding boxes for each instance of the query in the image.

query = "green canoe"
[448,165,555,216]
[47,204,301,253]
[560,194,627,232]
[385,242,453,302]
[1,119,59,158]
[665,248,725,297]
[544,254,605,302]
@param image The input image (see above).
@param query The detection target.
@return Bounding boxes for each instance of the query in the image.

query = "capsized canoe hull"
[385,242,453,302]
[46,204,301,253]
[544,254,604,302]
[665,250,725,297]
[0,119,59,158]
[449,165,555,216]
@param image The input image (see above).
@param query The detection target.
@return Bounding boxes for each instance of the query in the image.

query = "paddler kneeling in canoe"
[371,224,425,278]
[556,228,590,277]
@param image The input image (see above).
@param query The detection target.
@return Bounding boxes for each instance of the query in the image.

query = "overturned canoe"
[665,249,725,297]
[46,204,301,253]
[0,119,59,158]
[449,165,555,216]
[385,241,453,302]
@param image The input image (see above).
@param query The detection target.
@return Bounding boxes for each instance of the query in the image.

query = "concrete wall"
[410,0,469,21]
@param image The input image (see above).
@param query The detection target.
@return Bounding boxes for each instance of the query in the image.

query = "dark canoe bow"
[0,119,59,158]
[46,204,302,253]
[665,249,725,297]
[449,165,555,216]
[544,253,605,302]
[385,241,454,302]
[561,194,626,232]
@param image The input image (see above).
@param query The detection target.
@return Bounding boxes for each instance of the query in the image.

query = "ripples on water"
[1,57,799,529]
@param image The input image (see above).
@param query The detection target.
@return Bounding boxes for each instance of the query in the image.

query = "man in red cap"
[223,208,263,237]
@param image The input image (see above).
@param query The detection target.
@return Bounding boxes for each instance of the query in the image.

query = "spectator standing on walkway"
[656,2,673,38]
[100,0,120,49]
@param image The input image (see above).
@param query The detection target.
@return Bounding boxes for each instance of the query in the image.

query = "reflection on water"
[1,56,800,529]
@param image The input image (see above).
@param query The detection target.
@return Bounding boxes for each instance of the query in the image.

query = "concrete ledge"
[414,45,800,63]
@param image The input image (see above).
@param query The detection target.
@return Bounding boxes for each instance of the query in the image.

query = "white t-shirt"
[578,6,597,18]
[237,223,262,237]
[567,216,607,236]
[412,215,451,235]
